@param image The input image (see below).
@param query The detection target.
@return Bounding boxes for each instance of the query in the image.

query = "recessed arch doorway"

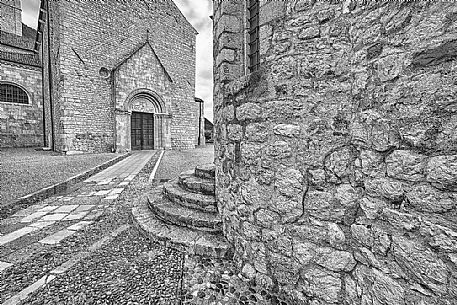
[115,89,171,152]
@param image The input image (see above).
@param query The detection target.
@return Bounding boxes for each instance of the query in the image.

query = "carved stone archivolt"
[123,88,165,114]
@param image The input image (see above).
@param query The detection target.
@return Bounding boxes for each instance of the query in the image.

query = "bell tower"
[0,0,22,36]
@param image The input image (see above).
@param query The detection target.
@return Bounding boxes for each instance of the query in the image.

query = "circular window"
[99,67,111,79]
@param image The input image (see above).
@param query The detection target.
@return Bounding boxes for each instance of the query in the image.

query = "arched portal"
[115,89,171,152]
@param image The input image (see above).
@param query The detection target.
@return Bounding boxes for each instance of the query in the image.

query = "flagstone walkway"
[0,150,176,305]
[0,146,287,305]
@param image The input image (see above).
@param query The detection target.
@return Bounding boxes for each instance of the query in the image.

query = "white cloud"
[173,0,214,122]
[22,0,39,29]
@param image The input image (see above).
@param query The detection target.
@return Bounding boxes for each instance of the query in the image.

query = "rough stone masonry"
[213,0,457,304]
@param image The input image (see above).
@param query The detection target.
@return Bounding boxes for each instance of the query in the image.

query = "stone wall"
[214,1,457,304]
[46,0,197,154]
[0,61,43,147]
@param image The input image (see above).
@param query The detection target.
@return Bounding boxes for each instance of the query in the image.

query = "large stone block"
[426,155,457,190]
[300,267,341,304]
[392,235,448,295]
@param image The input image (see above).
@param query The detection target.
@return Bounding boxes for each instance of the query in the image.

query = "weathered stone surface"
[214,1,457,303]
[241,263,256,279]
[392,235,448,295]
[365,178,405,203]
[300,267,341,304]
[382,208,421,232]
[358,196,386,220]
[273,124,300,138]
[360,149,385,178]
[270,252,300,285]
[226,124,243,141]
[236,102,262,121]
[419,221,457,253]
[426,155,457,190]
[327,223,345,248]
[386,150,427,182]
[354,265,405,305]
[315,248,356,272]
[274,168,304,198]
[303,190,344,222]
[406,184,456,213]
[294,241,315,265]
[351,224,374,248]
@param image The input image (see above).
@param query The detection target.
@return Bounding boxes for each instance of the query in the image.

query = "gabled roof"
[204,118,214,129]
[111,40,173,83]
[166,0,198,35]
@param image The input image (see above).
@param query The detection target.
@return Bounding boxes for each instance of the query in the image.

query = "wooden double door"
[131,112,154,150]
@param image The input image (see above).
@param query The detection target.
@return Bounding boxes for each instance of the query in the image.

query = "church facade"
[1,0,201,153]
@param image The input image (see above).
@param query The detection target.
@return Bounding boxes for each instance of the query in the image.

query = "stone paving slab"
[28,221,55,230]
[20,212,49,223]
[74,205,95,212]
[0,261,13,273]
[0,227,39,246]
[39,229,76,245]
[63,212,89,221]
[53,205,78,213]
[40,214,67,222]
[37,206,59,213]
[67,221,93,231]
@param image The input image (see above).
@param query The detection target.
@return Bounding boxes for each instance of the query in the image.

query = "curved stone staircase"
[132,164,232,258]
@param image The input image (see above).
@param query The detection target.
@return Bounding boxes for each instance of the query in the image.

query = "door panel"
[131,112,154,150]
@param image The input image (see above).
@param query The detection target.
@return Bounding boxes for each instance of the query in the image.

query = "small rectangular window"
[248,0,260,72]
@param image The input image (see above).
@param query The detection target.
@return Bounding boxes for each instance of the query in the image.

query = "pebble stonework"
[213,0,457,304]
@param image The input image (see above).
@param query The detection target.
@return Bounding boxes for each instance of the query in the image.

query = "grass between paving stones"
[0,147,117,205]
[17,151,185,304]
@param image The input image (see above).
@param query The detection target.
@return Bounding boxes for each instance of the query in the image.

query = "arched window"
[0,83,29,104]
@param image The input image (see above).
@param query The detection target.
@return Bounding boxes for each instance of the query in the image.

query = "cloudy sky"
[21,0,214,122]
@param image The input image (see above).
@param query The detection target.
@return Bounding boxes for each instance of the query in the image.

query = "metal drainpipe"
[46,0,55,151]
[40,42,46,147]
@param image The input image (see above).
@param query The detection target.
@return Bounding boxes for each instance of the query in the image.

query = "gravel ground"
[181,255,291,305]
[0,147,117,205]
[13,152,184,305]
[155,144,214,180]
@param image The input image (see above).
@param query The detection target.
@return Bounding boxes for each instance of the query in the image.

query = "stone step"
[194,163,215,180]
[178,170,215,196]
[148,196,222,233]
[163,179,217,213]
[132,196,232,259]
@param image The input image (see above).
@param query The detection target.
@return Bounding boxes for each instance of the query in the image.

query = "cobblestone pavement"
[180,255,291,305]
[154,145,214,181]
[0,150,184,305]
[1,147,292,305]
